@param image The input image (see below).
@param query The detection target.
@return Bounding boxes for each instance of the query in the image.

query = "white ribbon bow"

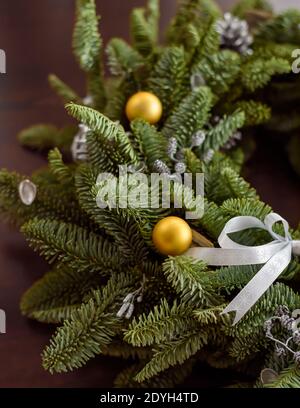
[185,213,300,325]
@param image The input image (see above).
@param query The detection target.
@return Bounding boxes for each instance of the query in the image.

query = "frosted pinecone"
[71,124,89,162]
[216,13,253,55]
[280,315,295,331]
[293,330,300,345]
[274,346,287,358]
[223,131,242,150]
[191,131,206,148]
[275,305,290,317]
[153,159,171,174]
[294,351,300,364]
[167,137,178,158]
[175,162,186,174]
[264,319,273,336]
[202,149,214,164]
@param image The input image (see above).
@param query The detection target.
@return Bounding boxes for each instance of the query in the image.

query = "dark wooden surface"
[0,0,299,388]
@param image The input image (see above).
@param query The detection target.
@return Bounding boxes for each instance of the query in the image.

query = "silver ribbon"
[185,213,300,325]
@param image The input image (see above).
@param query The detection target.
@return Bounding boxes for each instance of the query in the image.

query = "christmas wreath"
[1,0,300,388]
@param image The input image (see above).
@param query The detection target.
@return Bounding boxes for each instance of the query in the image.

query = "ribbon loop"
[185,212,300,325]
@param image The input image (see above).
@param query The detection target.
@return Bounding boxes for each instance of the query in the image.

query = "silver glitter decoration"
[223,131,242,150]
[82,94,94,106]
[18,179,37,206]
[216,13,253,55]
[167,137,178,158]
[264,306,300,365]
[153,159,171,174]
[191,131,206,148]
[174,162,186,174]
[202,149,214,164]
[71,124,89,162]
[190,72,206,91]
[116,275,146,320]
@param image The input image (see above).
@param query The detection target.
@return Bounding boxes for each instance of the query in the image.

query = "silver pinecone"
[216,13,253,55]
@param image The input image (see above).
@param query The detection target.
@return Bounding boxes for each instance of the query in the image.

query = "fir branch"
[193,50,241,95]
[130,0,159,56]
[66,103,138,166]
[264,365,300,388]
[230,100,271,126]
[124,299,195,347]
[106,38,143,76]
[42,272,138,373]
[75,165,148,263]
[18,124,77,151]
[162,87,214,146]
[20,266,101,323]
[202,110,245,152]
[73,0,102,72]
[130,119,170,170]
[48,74,81,104]
[241,57,291,92]
[48,148,73,184]
[21,218,123,274]
[134,329,208,382]
[147,46,188,116]
[163,256,223,306]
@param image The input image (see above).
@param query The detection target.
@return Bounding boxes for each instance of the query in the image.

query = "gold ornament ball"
[125,91,163,124]
[152,216,193,256]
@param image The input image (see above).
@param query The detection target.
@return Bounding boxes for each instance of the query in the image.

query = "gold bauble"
[125,91,163,124]
[152,216,193,256]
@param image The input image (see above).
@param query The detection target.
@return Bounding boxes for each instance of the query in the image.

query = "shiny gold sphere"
[125,91,163,124]
[152,216,193,256]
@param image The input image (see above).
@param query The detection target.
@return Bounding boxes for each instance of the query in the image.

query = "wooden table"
[0,0,299,388]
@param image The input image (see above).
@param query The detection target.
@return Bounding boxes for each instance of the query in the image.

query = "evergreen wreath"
[1,0,300,388]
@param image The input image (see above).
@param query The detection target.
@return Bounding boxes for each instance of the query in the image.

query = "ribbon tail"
[221,243,292,325]
[220,304,246,325]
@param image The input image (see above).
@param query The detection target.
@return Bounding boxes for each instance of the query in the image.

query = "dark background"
[0,0,299,388]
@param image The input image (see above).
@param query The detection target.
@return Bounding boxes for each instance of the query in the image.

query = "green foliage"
[255,10,300,44]
[134,329,208,382]
[163,256,223,306]
[130,119,170,170]
[20,266,101,323]
[48,148,73,184]
[2,0,300,390]
[42,272,138,373]
[233,0,273,18]
[73,0,106,109]
[162,87,213,146]
[147,46,188,116]
[124,299,193,347]
[241,58,291,92]
[106,38,143,76]
[73,0,102,72]
[18,124,76,151]
[202,110,245,152]
[130,0,159,56]
[193,51,241,95]
[21,218,123,274]
[264,365,300,388]
[66,103,139,168]
[48,74,81,104]
[230,100,271,126]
